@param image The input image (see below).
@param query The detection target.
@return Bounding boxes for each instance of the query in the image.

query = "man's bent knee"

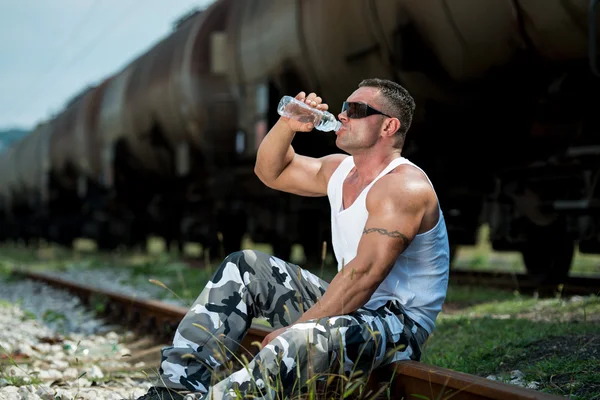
[261,322,329,368]
[223,250,276,275]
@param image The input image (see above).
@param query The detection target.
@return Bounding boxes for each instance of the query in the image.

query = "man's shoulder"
[322,153,350,167]
[320,153,350,179]
[369,164,435,206]
[383,163,432,191]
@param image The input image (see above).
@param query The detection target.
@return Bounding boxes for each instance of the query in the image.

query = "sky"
[0,0,215,131]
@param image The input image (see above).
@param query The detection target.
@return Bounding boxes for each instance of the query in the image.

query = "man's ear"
[382,118,401,138]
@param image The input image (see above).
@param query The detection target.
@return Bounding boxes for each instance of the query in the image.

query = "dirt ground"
[500,333,600,398]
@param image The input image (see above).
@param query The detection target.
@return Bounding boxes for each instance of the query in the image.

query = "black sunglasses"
[341,101,391,119]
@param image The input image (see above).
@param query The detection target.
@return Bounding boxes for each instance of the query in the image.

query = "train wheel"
[205,236,224,262]
[271,239,292,262]
[96,221,121,251]
[520,217,574,289]
[221,230,244,256]
[97,234,120,251]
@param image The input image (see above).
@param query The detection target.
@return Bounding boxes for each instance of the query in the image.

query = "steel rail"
[15,269,564,400]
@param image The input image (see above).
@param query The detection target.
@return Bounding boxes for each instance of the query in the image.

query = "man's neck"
[351,150,402,183]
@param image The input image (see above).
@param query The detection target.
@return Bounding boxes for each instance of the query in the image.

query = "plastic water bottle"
[277,95,341,132]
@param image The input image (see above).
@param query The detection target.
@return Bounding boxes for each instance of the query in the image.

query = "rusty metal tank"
[97,0,237,182]
[11,124,51,209]
[97,65,136,188]
[515,0,593,61]
[7,134,35,208]
[223,0,443,156]
[71,79,112,190]
[0,147,16,214]
[49,91,90,193]
[226,0,599,136]
[224,1,435,116]
[0,152,5,212]
[398,0,597,83]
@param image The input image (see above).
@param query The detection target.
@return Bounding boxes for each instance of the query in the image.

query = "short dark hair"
[358,78,415,138]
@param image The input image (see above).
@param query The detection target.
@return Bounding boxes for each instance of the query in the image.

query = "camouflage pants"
[156,250,428,399]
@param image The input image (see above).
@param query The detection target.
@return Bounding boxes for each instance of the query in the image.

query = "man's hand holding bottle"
[278,91,339,133]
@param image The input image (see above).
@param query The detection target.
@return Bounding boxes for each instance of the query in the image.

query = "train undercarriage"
[1,129,599,287]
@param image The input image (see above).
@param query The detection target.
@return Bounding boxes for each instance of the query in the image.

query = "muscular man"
[136,78,449,400]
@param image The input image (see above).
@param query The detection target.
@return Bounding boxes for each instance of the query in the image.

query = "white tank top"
[327,156,450,334]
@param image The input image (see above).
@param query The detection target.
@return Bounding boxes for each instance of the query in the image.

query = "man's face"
[335,87,387,153]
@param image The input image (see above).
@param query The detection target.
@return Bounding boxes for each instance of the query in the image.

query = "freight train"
[1,0,599,286]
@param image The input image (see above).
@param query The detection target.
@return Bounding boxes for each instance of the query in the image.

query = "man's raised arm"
[254,92,346,197]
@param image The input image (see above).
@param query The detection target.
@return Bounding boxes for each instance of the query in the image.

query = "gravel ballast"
[0,276,156,400]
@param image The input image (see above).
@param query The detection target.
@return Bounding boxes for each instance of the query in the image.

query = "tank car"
[222,0,600,281]
[1,0,599,287]
[0,146,15,242]
[0,124,50,245]
[91,0,243,253]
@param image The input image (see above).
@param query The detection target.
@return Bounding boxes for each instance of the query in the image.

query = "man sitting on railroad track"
[134,78,450,400]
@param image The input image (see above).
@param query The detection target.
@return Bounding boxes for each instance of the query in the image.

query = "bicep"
[354,183,427,277]
[270,153,346,196]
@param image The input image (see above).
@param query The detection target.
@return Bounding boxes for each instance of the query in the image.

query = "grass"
[423,292,600,399]
[0,373,42,387]
[2,224,599,279]
[1,228,600,398]
[0,235,340,307]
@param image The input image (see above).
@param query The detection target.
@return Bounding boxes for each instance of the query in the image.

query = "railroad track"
[13,269,564,400]
[449,268,600,296]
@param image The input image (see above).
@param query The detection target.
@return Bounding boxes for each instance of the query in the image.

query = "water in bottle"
[277,95,342,132]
